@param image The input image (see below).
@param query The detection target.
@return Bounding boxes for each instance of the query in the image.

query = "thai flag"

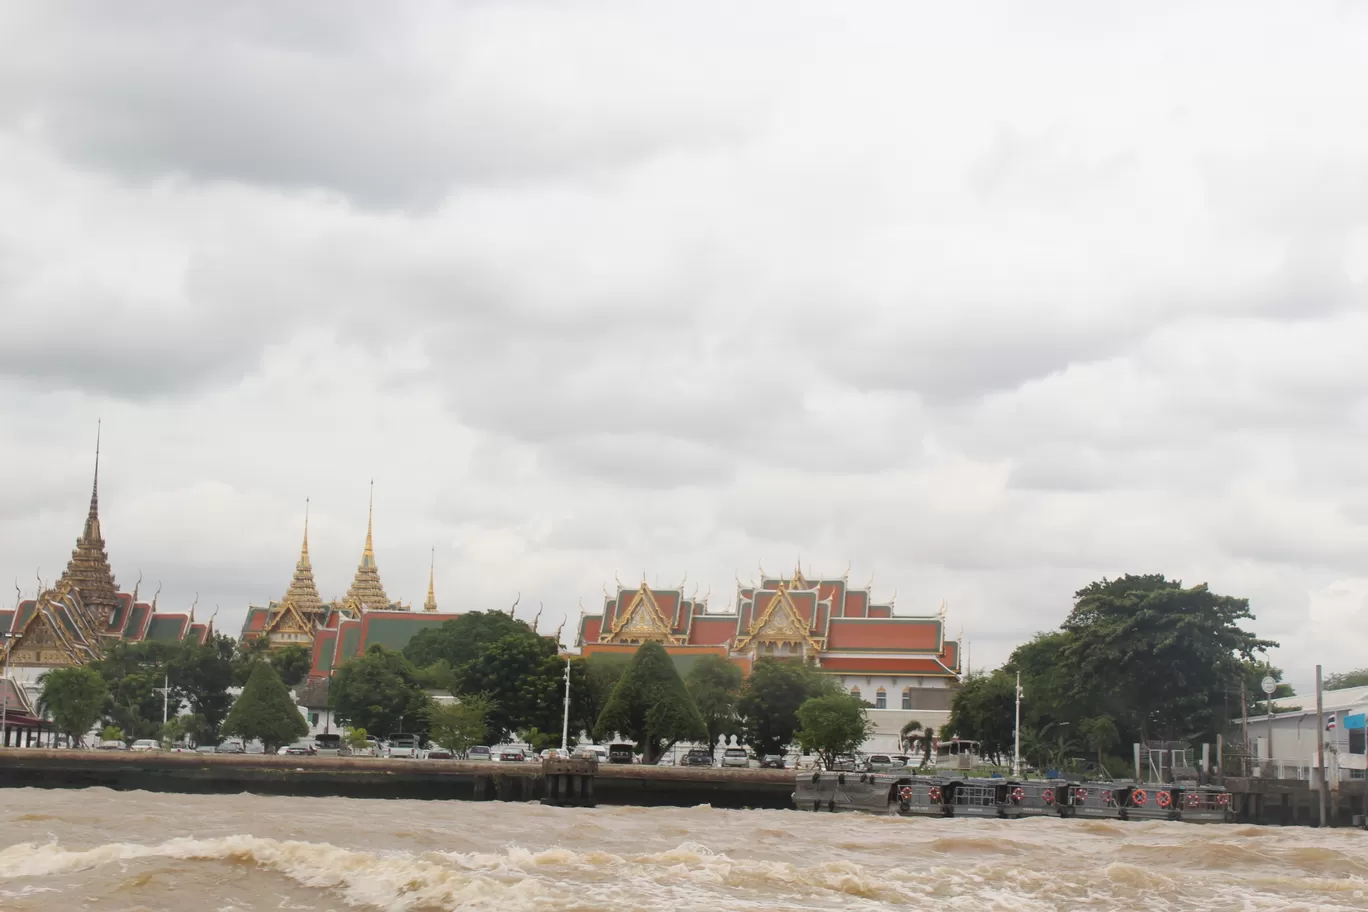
[1327,715,1337,730]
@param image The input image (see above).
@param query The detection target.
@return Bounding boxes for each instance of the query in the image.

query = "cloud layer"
[2,1,1367,693]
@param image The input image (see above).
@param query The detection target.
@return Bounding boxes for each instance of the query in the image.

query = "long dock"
[0,749,795,810]
[2,750,1364,825]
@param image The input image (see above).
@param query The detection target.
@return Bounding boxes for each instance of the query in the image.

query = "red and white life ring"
[899,786,914,801]
[1011,787,1025,803]
[1075,788,1089,801]
[1186,792,1201,808]
[1132,788,1148,806]
[1042,789,1055,804]
[928,786,942,802]
[1156,790,1172,809]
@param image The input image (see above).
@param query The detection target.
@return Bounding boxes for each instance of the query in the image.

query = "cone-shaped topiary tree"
[221,661,308,753]
[594,641,706,763]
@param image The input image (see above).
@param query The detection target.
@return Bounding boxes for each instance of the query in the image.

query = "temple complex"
[578,566,961,712]
[0,435,212,688]
[239,487,467,668]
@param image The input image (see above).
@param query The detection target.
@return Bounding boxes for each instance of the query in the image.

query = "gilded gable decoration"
[602,582,681,644]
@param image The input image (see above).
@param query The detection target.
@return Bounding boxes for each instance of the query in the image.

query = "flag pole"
[1013,671,1022,777]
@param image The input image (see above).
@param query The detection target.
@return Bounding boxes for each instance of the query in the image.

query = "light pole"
[1,632,22,750]
[560,656,572,752]
[1012,671,1022,777]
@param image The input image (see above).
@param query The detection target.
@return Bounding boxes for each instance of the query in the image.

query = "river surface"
[1,788,1365,911]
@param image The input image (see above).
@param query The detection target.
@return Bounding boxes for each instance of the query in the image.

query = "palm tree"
[920,726,936,769]
[899,719,924,754]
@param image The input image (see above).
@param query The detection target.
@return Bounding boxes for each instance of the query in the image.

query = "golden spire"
[346,481,392,611]
[58,421,120,623]
[423,547,437,611]
[279,499,324,614]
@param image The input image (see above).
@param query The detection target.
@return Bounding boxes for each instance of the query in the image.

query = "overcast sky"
[1,2,1366,692]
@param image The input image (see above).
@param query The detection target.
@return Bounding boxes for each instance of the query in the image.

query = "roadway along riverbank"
[0,749,796,810]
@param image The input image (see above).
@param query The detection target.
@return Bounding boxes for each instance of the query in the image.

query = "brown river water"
[1,788,1366,911]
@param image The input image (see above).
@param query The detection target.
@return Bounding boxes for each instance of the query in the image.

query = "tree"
[220,661,309,752]
[1060,574,1275,742]
[920,726,936,769]
[331,646,433,738]
[685,655,743,755]
[269,645,312,687]
[403,611,539,670]
[795,694,875,769]
[737,659,838,758]
[899,719,924,754]
[38,666,109,747]
[91,640,178,741]
[345,727,370,749]
[167,636,236,742]
[428,697,494,757]
[1080,715,1119,770]
[231,635,273,686]
[579,654,631,737]
[1324,668,1368,691]
[594,641,707,763]
[100,724,125,743]
[947,671,1017,764]
[451,634,561,743]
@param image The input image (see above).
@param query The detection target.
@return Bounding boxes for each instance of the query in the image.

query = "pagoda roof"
[280,503,324,614]
[344,484,393,611]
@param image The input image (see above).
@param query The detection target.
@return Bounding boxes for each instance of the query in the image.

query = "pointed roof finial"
[83,419,103,541]
[345,481,391,610]
[365,479,375,556]
[423,547,437,611]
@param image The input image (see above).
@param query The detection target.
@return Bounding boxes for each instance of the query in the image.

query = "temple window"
[875,688,887,709]
[849,687,861,701]
[902,688,912,710]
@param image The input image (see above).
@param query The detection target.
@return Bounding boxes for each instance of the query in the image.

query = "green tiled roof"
[362,616,450,653]
[145,615,186,642]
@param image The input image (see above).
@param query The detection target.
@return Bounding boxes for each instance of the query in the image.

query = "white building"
[1240,686,1368,780]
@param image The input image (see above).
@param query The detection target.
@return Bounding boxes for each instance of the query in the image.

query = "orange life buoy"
[899,786,913,801]
[1132,788,1148,806]
[1011,787,1025,803]
[928,786,942,802]
[1157,790,1171,808]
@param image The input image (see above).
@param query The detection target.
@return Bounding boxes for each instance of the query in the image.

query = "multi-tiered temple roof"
[0,434,211,670]
[577,565,961,681]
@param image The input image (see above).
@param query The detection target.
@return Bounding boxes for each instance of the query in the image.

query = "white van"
[385,734,420,759]
[573,744,609,762]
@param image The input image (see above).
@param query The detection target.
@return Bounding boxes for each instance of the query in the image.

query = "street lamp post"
[1013,671,1022,777]
[1,632,22,750]
[560,657,572,752]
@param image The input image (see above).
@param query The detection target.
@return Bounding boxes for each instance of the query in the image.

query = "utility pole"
[1316,664,1328,827]
[2,633,22,749]
[560,656,572,751]
[1013,671,1022,777]
[162,674,169,728]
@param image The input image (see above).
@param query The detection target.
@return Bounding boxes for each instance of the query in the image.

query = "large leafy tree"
[331,646,433,738]
[269,645,312,687]
[38,666,109,747]
[1060,574,1274,741]
[403,611,537,669]
[737,659,838,758]
[452,633,562,743]
[166,635,236,742]
[946,671,1017,764]
[685,655,743,756]
[91,641,178,741]
[594,641,706,763]
[796,694,875,768]
[221,661,308,752]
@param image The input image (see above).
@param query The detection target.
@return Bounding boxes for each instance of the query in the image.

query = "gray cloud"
[3,1,1368,683]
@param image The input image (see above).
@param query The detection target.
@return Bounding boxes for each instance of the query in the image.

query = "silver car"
[721,747,750,768]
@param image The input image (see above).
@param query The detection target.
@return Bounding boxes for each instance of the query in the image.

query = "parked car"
[467,746,492,761]
[426,747,454,760]
[830,754,858,771]
[721,747,750,768]
[541,748,570,760]
[130,739,162,752]
[608,744,635,764]
[498,748,526,762]
[279,742,316,755]
[385,734,421,759]
[574,744,609,763]
[312,733,351,757]
[195,745,217,754]
[681,749,714,767]
[216,740,246,754]
[866,754,894,772]
[760,755,786,769]
[97,740,127,750]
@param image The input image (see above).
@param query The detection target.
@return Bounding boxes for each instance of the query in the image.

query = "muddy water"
[1,788,1365,910]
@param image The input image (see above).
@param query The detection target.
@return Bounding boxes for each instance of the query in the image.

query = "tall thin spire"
[279,497,323,614]
[423,547,437,611]
[347,481,391,610]
[59,422,120,624]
